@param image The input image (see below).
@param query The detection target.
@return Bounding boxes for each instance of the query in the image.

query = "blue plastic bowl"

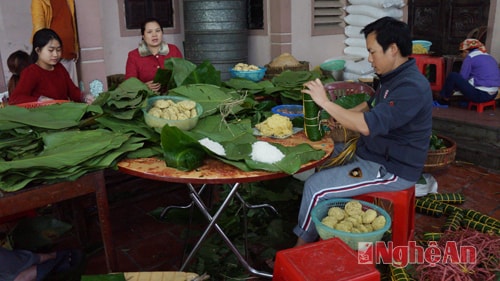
[311,198,391,250]
[412,40,432,52]
[272,104,304,119]
[229,67,266,82]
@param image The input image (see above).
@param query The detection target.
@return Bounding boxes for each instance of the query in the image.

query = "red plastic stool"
[273,238,380,281]
[354,186,416,249]
[467,99,496,112]
[411,55,445,92]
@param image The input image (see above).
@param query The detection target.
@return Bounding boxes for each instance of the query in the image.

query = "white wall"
[489,2,500,60]
[1,0,499,87]
[290,1,346,68]
[0,0,33,84]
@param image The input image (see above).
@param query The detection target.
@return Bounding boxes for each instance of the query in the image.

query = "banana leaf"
[270,70,321,101]
[334,93,371,109]
[95,115,158,140]
[187,115,255,143]
[82,274,127,281]
[153,68,172,90]
[0,130,131,172]
[0,102,101,130]
[223,78,276,96]
[182,59,222,87]
[163,57,197,89]
[94,78,153,120]
[164,114,325,174]
[160,124,206,171]
[0,130,142,192]
[169,84,245,118]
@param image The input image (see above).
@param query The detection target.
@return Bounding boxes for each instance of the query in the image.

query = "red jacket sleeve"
[167,44,183,58]
[125,49,140,80]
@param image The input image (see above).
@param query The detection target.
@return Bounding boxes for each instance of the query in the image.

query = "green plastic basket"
[320,59,346,71]
[311,198,391,250]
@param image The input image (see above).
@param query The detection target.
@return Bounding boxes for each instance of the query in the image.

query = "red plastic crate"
[273,238,380,281]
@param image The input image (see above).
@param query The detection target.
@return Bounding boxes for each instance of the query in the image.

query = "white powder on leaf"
[250,141,285,164]
[199,138,226,156]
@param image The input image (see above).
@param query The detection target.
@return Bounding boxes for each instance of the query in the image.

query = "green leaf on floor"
[82,273,126,281]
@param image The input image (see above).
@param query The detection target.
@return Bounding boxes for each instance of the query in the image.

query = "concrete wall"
[0,0,498,93]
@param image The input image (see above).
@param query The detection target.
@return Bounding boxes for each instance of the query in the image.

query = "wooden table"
[0,170,116,272]
[118,132,334,278]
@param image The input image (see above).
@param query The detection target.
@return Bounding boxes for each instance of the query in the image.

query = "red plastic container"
[273,238,380,281]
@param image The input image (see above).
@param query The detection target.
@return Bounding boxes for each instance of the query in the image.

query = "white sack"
[344,25,364,38]
[348,0,405,9]
[344,37,366,48]
[344,60,374,75]
[344,14,379,27]
[344,46,369,58]
[345,5,403,19]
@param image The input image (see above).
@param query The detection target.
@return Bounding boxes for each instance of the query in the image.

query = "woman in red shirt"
[125,17,183,93]
[8,28,93,105]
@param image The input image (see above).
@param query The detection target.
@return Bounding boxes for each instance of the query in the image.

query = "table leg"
[235,192,278,215]
[94,172,117,272]
[180,183,273,279]
[159,184,209,219]
[234,192,279,262]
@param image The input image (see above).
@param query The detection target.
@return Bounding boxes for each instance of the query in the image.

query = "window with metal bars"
[124,0,264,31]
[124,0,174,29]
[248,0,264,30]
[312,0,344,36]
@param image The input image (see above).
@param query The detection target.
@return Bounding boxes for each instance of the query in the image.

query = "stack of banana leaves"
[0,79,158,193]
[0,58,330,193]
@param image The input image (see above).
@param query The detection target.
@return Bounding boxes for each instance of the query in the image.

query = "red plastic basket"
[324,81,375,100]
[323,82,375,143]
[15,100,70,108]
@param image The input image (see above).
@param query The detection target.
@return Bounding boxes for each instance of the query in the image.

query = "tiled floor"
[77,161,500,279]
[3,105,500,280]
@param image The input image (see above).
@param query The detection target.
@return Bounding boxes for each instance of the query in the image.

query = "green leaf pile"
[161,114,325,174]
[93,77,154,120]
[270,70,321,102]
[0,103,144,192]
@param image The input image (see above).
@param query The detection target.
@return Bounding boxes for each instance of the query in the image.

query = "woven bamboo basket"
[423,135,456,173]
[264,61,310,79]
[327,119,360,143]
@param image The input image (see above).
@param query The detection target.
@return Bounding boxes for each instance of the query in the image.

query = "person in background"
[293,17,433,247]
[31,0,79,86]
[8,29,93,105]
[6,50,31,96]
[125,17,183,93]
[0,247,83,281]
[437,39,500,104]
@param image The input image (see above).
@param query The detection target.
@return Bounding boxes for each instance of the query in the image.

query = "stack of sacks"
[343,0,404,80]
[343,60,376,81]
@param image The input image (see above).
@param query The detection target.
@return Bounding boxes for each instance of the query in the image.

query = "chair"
[467,26,487,42]
[467,99,496,113]
[106,73,126,90]
[324,82,375,143]
[354,186,416,251]
[273,238,380,281]
[324,81,375,100]
[411,55,445,92]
